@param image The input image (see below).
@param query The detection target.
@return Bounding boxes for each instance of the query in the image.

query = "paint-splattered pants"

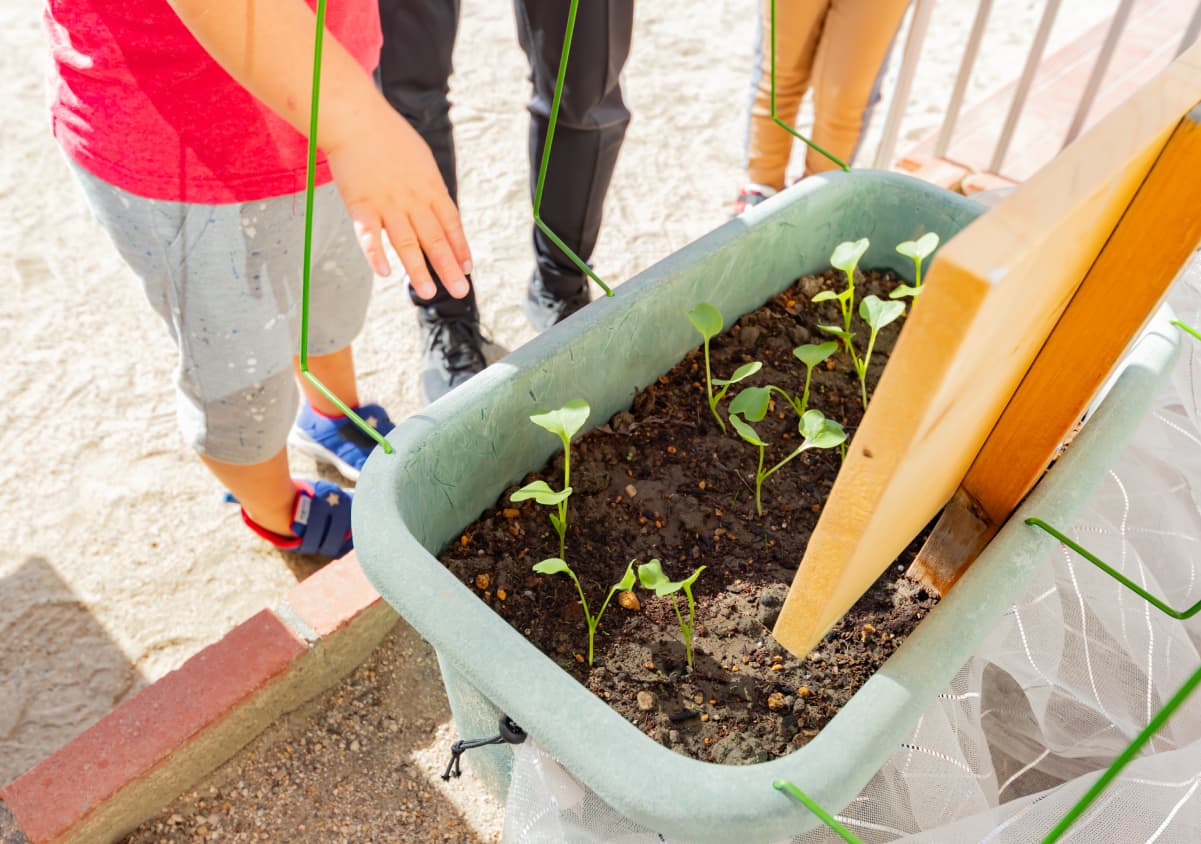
[70,164,372,464]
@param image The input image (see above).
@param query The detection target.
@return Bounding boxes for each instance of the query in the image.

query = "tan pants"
[746,0,911,186]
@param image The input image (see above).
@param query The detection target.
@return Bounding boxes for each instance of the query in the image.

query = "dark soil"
[441,269,939,765]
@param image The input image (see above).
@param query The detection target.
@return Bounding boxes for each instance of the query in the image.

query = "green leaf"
[510,480,573,506]
[530,399,590,441]
[811,290,839,303]
[533,557,572,576]
[896,231,940,261]
[686,302,723,341]
[637,559,682,597]
[799,410,847,450]
[613,560,637,592]
[830,238,870,274]
[680,564,706,591]
[729,413,767,447]
[712,361,763,386]
[859,295,905,331]
[793,341,838,368]
[548,512,564,533]
[816,324,853,342]
[729,386,771,422]
[889,284,921,299]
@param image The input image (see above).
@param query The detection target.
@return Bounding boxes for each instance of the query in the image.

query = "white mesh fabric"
[501,251,1201,843]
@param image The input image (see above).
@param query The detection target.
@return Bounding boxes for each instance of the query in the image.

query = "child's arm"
[167,0,471,300]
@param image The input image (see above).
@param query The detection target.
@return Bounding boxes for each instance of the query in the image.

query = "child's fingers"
[432,194,473,277]
[349,208,390,277]
[383,213,437,300]
[411,208,470,299]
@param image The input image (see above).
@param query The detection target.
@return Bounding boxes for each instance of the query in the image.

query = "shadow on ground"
[0,556,146,787]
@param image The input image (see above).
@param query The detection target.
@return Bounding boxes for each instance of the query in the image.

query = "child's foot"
[241,479,354,558]
[288,401,395,481]
[732,183,777,216]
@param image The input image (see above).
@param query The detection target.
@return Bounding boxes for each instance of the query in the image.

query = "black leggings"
[377,0,634,314]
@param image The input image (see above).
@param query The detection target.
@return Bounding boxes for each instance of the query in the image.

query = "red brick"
[0,611,306,843]
[282,552,382,638]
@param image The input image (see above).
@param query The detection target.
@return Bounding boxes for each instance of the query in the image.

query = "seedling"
[793,342,838,415]
[731,409,848,515]
[813,238,869,360]
[687,302,762,431]
[890,232,940,299]
[533,558,636,665]
[637,559,706,669]
[854,296,905,409]
[511,399,589,559]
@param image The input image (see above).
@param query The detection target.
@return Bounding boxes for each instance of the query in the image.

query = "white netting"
[502,250,1201,843]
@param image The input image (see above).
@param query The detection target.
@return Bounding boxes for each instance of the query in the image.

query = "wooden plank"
[771,42,1201,658]
[911,100,1201,596]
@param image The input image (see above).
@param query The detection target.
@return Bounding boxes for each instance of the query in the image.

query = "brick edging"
[0,553,394,844]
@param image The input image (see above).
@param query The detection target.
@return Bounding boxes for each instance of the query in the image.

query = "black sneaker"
[416,305,488,403]
[523,271,592,332]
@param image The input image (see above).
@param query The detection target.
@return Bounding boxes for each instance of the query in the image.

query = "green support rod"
[1026,518,1201,619]
[532,0,614,297]
[769,0,849,173]
[772,779,863,843]
[1171,319,1201,344]
[300,0,391,454]
[1041,661,1201,843]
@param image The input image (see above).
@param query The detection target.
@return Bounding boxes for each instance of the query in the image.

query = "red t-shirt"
[45,1,381,204]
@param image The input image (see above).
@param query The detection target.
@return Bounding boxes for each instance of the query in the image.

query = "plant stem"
[859,327,880,410]
[755,445,766,516]
[704,339,725,432]
[800,366,814,416]
[763,443,808,483]
[589,585,622,666]
[671,596,694,668]
[559,435,571,558]
[564,569,596,664]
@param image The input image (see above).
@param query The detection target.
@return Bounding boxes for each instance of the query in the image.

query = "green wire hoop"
[773,779,862,843]
[299,0,391,454]
[532,0,614,297]
[1026,518,1201,619]
[1027,516,1201,841]
[768,0,849,173]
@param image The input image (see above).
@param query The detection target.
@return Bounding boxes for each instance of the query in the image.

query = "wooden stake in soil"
[772,43,1201,658]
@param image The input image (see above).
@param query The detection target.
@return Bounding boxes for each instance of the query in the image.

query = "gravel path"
[123,619,504,843]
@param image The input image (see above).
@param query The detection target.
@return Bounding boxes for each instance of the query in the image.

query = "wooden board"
[772,42,1201,658]
[911,100,1201,596]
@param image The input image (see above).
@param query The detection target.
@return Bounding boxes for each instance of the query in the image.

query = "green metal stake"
[769,0,849,173]
[300,0,391,454]
[1171,319,1201,344]
[773,779,863,843]
[1026,518,1201,619]
[532,0,614,297]
[1041,661,1201,843]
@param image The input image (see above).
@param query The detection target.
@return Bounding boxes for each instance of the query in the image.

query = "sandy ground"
[1,0,1123,838]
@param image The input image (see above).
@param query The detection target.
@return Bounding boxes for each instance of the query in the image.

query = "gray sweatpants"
[71,164,373,464]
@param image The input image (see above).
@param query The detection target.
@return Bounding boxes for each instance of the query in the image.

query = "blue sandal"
[242,479,353,558]
[288,401,395,481]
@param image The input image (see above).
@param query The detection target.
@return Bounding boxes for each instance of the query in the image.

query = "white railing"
[871,0,1201,176]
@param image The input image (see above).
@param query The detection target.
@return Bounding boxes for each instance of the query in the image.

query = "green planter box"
[354,171,1179,842]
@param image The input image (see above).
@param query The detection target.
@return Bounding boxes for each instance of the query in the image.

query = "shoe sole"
[287,428,361,482]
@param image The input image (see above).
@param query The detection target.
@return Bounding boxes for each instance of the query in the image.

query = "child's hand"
[326,102,472,300]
